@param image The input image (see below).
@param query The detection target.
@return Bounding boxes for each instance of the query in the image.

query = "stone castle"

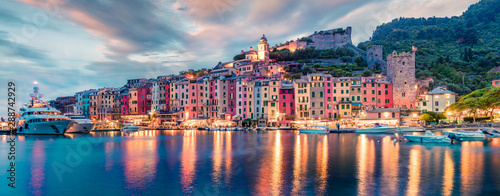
[276,27,352,52]
[387,50,416,109]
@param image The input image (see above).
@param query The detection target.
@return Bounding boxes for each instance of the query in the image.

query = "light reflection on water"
[0,130,499,195]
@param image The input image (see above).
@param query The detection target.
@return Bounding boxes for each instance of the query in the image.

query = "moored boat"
[65,115,94,133]
[443,130,485,140]
[120,122,141,132]
[15,83,73,135]
[404,131,451,143]
[355,123,396,133]
[299,125,329,134]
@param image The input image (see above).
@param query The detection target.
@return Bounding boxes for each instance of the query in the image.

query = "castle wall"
[387,51,416,109]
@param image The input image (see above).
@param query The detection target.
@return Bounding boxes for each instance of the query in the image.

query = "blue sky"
[0,0,478,117]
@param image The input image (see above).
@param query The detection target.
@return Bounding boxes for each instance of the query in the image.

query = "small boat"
[396,127,424,132]
[299,125,329,134]
[265,127,278,131]
[355,123,396,133]
[443,130,485,140]
[480,128,500,137]
[404,131,451,143]
[120,122,141,132]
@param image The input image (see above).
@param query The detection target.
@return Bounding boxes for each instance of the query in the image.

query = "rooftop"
[425,87,457,95]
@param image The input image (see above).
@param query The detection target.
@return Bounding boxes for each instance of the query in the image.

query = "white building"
[417,87,457,113]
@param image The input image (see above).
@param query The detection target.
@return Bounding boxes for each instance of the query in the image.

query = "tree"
[233,53,245,61]
[419,113,434,124]
[362,70,373,77]
[436,113,447,122]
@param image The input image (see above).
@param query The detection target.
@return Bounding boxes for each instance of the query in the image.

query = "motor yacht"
[443,130,485,140]
[15,83,73,135]
[404,131,451,143]
[299,125,330,134]
[120,122,141,132]
[64,114,94,133]
[355,123,396,133]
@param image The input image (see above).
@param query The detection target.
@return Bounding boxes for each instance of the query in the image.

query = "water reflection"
[291,134,308,195]
[442,149,454,196]
[406,147,421,196]
[3,130,500,195]
[315,135,328,195]
[357,135,375,196]
[461,141,484,195]
[381,136,399,195]
[181,130,197,193]
[29,140,46,195]
[123,131,158,190]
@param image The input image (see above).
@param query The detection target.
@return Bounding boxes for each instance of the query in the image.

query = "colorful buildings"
[66,36,424,127]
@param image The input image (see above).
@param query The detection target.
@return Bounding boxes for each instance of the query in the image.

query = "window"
[271,103,275,107]
[363,90,366,94]
[402,92,406,97]
[446,101,450,106]
[312,92,315,97]
[341,105,345,109]
[363,83,366,87]
[435,101,439,106]
[327,89,331,93]
[378,91,381,95]
[320,92,323,97]
[372,97,375,102]
[372,90,375,94]
[283,102,286,107]
[364,98,367,102]
[378,113,381,118]
[346,105,350,109]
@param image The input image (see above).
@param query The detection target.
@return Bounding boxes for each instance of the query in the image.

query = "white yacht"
[64,114,94,134]
[404,131,451,143]
[299,125,330,134]
[355,123,396,133]
[15,83,73,135]
[120,122,141,132]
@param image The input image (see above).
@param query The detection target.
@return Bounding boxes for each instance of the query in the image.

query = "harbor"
[1,129,500,195]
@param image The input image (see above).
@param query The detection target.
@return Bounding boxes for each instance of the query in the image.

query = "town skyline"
[0,0,479,117]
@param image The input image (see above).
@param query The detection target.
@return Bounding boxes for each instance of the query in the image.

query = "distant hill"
[358,0,500,95]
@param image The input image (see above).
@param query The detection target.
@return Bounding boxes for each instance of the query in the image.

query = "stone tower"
[258,34,269,64]
[367,45,383,70]
[387,50,416,109]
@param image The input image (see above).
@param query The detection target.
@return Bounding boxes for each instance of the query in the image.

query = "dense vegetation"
[445,86,500,122]
[358,0,500,95]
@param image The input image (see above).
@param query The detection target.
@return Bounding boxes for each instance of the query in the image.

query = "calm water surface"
[1,130,500,195]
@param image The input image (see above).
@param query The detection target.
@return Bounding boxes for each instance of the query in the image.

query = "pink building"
[363,108,400,126]
[136,86,151,114]
[324,75,335,119]
[121,93,129,116]
[188,78,198,119]
[227,77,237,118]
[493,79,500,87]
[361,77,393,109]
[278,84,294,127]
[165,82,170,112]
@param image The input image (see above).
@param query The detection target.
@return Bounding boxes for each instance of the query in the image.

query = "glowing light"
[412,114,417,117]
[33,81,38,85]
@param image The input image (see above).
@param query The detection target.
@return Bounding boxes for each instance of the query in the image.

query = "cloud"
[19,0,187,58]
[0,0,480,117]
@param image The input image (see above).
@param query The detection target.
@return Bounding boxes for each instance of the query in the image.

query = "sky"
[0,0,479,117]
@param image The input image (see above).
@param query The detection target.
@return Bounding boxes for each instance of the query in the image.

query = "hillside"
[358,0,500,95]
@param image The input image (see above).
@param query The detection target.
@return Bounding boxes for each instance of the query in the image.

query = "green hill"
[358,0,500,95]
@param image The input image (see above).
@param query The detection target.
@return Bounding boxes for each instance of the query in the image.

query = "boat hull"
[17,120,72,135]
[404,135,451,143]
[299,129,329,134]
[443,131,485,140]
[121,126,141,132]
[66,123,94,133]
[355,127,396,133]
